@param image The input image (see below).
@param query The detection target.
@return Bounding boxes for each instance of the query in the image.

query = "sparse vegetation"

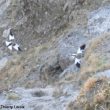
[67,78,110,110]
[7,92,21,100]
[83,77,97,92]
[80,33,110,77]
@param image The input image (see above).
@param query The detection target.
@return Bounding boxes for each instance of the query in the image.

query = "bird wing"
[13,44,19,51]
[9,35,15,40]
[8,45,13,50]
[5,41,11,46]
[75,58,80,64]
[77,48,82,54]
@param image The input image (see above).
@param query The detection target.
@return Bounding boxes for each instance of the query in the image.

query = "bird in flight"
[5,41,13,51]
[4,28,22,52]
[77,44,86,54]
[71,44,86,68]
[13,43,22,51]
[74,58,81,68]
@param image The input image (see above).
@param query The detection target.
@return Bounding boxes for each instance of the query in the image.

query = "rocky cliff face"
[0,0,110,110]
[0,0,78,48]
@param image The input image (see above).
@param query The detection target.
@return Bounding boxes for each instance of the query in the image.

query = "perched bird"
[77,44,86,54]
[5,41,13,51]
[74,58,81,68]
[13,43,22,51]
[9,30,15,41]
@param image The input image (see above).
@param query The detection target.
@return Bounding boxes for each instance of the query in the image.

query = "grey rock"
[2,28,10,38]
[94,70,110,78]
[88,5,110,36]
[0,57,8,70]
[59,63,79,78]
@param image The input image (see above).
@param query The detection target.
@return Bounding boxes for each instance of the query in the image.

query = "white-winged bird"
[13,43,22,51]
[74,58,81,68]
[5,41,13,51]
[77,44,86,54]
[5,41,12,46]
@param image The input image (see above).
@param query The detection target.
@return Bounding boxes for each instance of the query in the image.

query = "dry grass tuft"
[67,78,110,110]
[85,37,103,60]
[81,77,105,93]
[83,77,97,92]
[80,54,100,75]
[94,90,106,103]
[85,33,110,59]
[80,33,110,77]
[7,92,21,100]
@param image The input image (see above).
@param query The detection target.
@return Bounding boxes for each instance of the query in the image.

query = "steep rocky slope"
[0,0,110,110]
